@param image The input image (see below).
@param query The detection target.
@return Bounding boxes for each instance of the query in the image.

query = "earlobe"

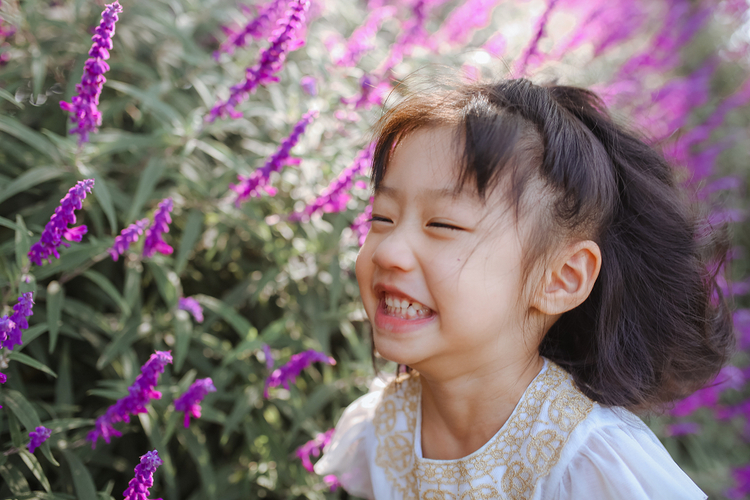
[534,241,602,315]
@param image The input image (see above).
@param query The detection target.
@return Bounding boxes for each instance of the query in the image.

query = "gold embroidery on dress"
[373,362,594,499]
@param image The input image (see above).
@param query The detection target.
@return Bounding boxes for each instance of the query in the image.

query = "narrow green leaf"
[18,449,52,492]
[62,451,98,500]
[127,158,166,224]
[146,262,179,308]
[31,52,47,99]
[220,387,257,444]
[96,320,139,370]
[18,323,49,351]
[197,295,253,338]
[91,173,117,234]
[47,281,64,352]
[8,352,58,378]
[55,342,74,410]
[0,463,31,495]
[33,243,109,281]
[0,215,30,232]
[107,80,183,126]
[173,311,193,372]
[0,168,65,206]
[15,215,30,270]
[174,209,203,275]
[179,427,217,499]
[0,86,23,108]
[0,116,60,162]
[82,270,131,316]
[2,389,43,430]
[41,418,95,434]
[8,411,24,448]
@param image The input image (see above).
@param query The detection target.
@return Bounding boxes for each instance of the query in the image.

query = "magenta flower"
[109,218,150,261]
[290,143,373,221]
[208,0,311,121]
[300,75,317,96]
[215,0,287,58]
[515,0,560,75]
[231,109,318,204]
[664,422,700,437]
[333,6,396,67]
[87,351,173,447]
[670,366,744,417]
[264,349,335,398]
[178,297,203,323]
[28,426,51,453]
[296,428,334,472]
[262,344,274,370]
[28,179,94,266]
[59,1,122,145]
[142,198,173,259]
[123,450,162,500]
[727,464,750,500]
[377,0,431,75]
[437,0,498,46]
[323,474,341,491]
[350,201,373,247]
[174,378,216,427]
[0,292,35,354]
[340,74,392,111]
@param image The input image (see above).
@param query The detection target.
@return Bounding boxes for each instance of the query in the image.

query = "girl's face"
[356,127,541,377]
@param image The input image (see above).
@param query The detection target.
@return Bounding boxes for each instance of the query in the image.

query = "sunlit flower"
[208,0,310,121]
[333,6,395,67]
[178,297,204,323]
[231,109,317,204]
[264,349,335,398]
[215,0,287,58]
[109,218,150,261]
[123,450,162,500]
[350,201,372,247]
[59,1,122,145]
[174,378,216,427]
[28,179,94,266]
[28,426,51,453]
[0,292,35,353]
[142,198,174,258]
[290,143,373,221]
[87,351,173,447]
[296,428,334,472]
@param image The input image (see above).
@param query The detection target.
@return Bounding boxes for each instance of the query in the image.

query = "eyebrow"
[377,184,481,202]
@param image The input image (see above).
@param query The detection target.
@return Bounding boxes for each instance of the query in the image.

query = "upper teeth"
[384,294,429,318]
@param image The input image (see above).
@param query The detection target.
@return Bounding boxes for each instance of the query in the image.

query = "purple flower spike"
[515,0,560,75]
[350,201,373,247]
[28,179,95,266]
[333,6,396,67]
[264,349,335,398]
[174,378,216,428]
[110,218,150,261]
[727,464,750,500]
[59,1,122,145]
[87,351,173,447]
[215,0,287,58]
[208,0,310,121]
[296,428,334,472]
[123,450,162,500]
[0,292,35,352]
[262,344,274,370]
[291,144,373,221]
[178,297,203,323]
[231,109,318,204]
[28,426,51,454]
[142,198,174,259]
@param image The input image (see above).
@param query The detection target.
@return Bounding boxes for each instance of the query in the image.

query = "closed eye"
[367,215,392,224]
[428,222,463,231]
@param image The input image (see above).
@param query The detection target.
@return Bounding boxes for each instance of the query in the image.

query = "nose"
[369,225,418,273]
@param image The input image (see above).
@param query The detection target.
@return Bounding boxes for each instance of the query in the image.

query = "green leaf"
[2,389,43,430]
[8,411,24,448]
[15,215,30,270]
[18,323,49,351]
[31,52,48,100]
[82,270,131,316]
[33,243,109,281]
[47,281,64,352]
[0,215,31,233]
[0,86,23,108]
[146,262,179,308]
[96,319,139,370]
[8,351,58,378]
[54,342,74,410]
[179,427,217,499]
[174,209,203,275]
[40,418,95,434]
[0,463,31,495]
[127,158,166,224]
[0,116,60,162]
[18,449,52,492]
[0,168,65,206]
[62,451,98,500]
[173,311,193,372]
[198,295,253,338]
[107,80,183,126]
[91,173,117,234]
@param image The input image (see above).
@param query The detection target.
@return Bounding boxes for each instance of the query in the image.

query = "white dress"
[314,359,706,500]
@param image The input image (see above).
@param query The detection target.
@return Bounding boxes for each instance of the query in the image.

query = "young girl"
[314,78,734,499]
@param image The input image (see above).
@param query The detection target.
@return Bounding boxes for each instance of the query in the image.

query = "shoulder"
[538,404,706,500]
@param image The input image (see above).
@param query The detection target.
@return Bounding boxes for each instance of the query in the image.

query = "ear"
[532,240,602,316]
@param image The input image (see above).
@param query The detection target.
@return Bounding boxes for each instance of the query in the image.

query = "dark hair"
[369,78,735,412]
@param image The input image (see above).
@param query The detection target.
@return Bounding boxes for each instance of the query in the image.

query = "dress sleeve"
[314,377,390,499]
[550,423,707,500]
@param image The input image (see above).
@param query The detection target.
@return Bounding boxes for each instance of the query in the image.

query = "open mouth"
[381,293,433,319]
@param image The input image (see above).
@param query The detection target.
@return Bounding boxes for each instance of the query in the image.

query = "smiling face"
[356,127,544,378]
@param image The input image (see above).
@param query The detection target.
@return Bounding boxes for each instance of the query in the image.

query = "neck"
[418,354,544,460]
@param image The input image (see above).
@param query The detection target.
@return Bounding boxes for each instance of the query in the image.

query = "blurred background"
[0,0,749,498]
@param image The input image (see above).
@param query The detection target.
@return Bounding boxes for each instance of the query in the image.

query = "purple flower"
[142,198,173,259]
[670,366,744,417]
[28,179,94,266]
[323,474,341,491]
[735,309,750,350]
[726,464,750,500]
[215,0,287,58]
[123,450,162,500]
[109,218,150,261]
[87,351,173,447]
[174,378,216,428]
[264,349,335,398]
[300,75,317,96]
[230,109,318,204]
[295,428,334,472]
[28,426,51,454]
[340,74,392,110]
[482,33,506,57]
[262,344,274,370]
[664,422,699,437]
[290,143,373,221]
[0,292,35,353]
[438,0,499,46]
[59,1,122,145]
[332,6,396,67]
[350,201,373,247]
[515,0,560,75]
[178,297,203,323]
[208,0,311,121]
[377,0,431,75]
